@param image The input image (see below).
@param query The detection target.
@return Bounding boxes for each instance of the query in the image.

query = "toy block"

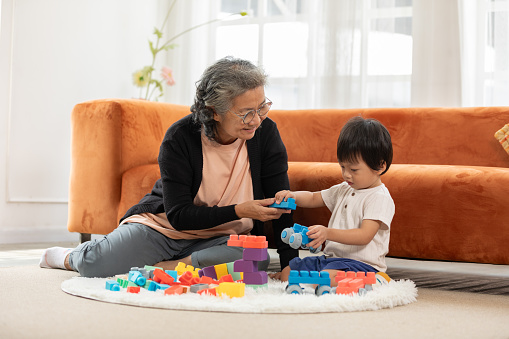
[243,236,268,249]
[246,283,268,290]
[127,281,138,288]
[144,265,163,272]
[198,275,216,285]
[365,272,376,285]
[105,280,120,291]
[164,285,186,295]
[153,269,175,285]
[127,286,140,293]
[288,270,330,286]
[346,271,356,279]
[128,271,147,286]
[201,266,218,280]
[179,271,200,286]
[243,271,268,285]
[165,270,178,281]
[148,281,160,292]
[218,274,234,283]
[226,262,243,281]
[214,263,229,280]
[130,267,149,278]
[190,283,209,293]
[117,278,128,288]
[243,248,268,261]
[216,282,245,298]
[174,262,200,277]
[269,198,296,210]
[143,280,152,289]
[227,234,247,247]
[234,259,258,273]
[198,287,217,296]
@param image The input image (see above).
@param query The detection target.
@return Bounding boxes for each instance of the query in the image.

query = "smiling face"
[340,156,386,190]
[213,86,267,145]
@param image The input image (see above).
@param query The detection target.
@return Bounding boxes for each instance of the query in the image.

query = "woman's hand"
[234,198,291,222]
[306,225,328,250]
[274,190,295,204]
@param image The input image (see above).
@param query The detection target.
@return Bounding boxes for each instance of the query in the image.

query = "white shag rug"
[61,277,418,314]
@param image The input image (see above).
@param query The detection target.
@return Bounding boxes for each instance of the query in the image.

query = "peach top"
[122,133,254,239]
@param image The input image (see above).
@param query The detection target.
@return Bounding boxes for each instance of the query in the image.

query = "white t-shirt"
[321,182,395,272]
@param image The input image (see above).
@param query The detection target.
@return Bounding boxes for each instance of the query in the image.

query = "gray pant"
[68,222,270,278]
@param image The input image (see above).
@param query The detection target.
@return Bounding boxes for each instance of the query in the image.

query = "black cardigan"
[121,114,297,269]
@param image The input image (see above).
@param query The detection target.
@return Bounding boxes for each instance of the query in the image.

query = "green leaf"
[153,28,163,39]
[148,40,156,56]
[163,43,177,51]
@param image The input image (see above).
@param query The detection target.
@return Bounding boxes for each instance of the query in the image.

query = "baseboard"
[0,226,79,244]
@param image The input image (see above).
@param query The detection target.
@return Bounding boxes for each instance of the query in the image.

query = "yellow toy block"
[216,282,245,298]
[214,263,229,280]
[175,262,200,277]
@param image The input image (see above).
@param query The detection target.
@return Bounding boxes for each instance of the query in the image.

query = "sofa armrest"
[67,99,189,235]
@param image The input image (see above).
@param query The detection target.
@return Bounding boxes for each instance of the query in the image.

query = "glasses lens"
[259,102,272,116]
[243,111,256,124]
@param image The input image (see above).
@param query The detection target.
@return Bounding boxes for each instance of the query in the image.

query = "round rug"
[61,277,417,314]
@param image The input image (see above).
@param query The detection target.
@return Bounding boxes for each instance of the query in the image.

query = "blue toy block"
[281,223,320,253]
[105,280,120,291]
[269,198,296,210]
[128,270,147,286]
[165,270,178,280]
[288,270,330,286]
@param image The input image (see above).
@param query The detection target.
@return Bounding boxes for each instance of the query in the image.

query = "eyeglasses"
[228,98,273,124]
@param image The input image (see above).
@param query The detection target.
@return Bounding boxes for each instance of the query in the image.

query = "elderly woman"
[40,57,298,278]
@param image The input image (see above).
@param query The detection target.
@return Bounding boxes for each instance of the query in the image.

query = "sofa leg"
[80,233,91,243]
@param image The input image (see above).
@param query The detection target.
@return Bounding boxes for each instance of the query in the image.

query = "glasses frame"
[228,98,273,124]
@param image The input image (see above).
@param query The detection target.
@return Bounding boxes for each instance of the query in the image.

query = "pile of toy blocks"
[104,235,270,298]
[332,271,377,296]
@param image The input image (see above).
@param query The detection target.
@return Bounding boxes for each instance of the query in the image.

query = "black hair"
[336,116,393,175]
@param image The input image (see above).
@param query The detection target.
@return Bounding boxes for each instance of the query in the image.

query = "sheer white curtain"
[163,0,509,109]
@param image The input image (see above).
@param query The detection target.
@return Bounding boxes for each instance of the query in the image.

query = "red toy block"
[243,236,268,249]
[218,274,234,283]
[199,276,216,285]
[153,268,176,285]
[164,285,186,295]
[227,235,247,247]
[197,287,217,296]
[179,271,200,286]
[127,286,140,293]
[365,272,376,285]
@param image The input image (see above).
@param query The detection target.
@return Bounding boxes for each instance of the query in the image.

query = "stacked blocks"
[286,270,331,296]
[332,271,377,296]
[228,235,269,288]
[268,198,296,210]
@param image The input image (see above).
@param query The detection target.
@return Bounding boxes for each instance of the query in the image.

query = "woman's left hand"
[235,198,290,222]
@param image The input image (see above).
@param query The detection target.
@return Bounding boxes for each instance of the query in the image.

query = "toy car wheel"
[286,284,303,295]
[289,233,303,249]
[315,285,331,296]
[331,287,337,294]
[309,246,320,254]
[281,228,294,244]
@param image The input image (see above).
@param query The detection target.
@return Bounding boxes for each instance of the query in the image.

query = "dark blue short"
[289,255,377,273]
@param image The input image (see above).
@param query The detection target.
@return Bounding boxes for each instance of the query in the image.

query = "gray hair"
[191,56,268,141]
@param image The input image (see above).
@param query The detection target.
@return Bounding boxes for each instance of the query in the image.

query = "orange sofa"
[68,99,509,265]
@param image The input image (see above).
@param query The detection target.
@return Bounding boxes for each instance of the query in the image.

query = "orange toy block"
[199,276,217,285]
[218,274,234,283]
[243,235,268,249]
[227,234,247,247]
[197,287,217,296]
[179,271,200,286]
[153,269,175,285]
[164,285,186,295]
[127,286,140,293]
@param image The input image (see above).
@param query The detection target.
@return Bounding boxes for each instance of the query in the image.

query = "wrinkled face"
[339,156,385,190]
[213,86,267,145]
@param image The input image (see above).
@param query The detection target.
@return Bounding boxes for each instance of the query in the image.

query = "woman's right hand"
[234,198,290,222]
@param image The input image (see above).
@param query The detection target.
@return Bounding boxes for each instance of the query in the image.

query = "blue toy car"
[281,223,320,254]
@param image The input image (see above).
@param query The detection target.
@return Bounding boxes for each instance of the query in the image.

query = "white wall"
[0,0,170,244]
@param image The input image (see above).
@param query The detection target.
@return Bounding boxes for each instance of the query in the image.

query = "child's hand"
[274,190,295,204]
[269,271,282,280]
[306,225,328,250]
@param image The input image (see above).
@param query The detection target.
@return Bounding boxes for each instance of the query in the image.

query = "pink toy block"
[234,259,258,273]
[243,271,268,285]
[243,248,268,261]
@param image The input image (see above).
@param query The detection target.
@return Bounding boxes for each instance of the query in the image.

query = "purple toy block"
[201,266,217,280]
[243,271,268,285]
[234,259,258,273]
[243,248,268,261]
